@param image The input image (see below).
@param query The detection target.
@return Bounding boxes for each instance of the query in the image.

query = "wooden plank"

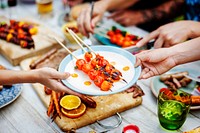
[0,16,64,66]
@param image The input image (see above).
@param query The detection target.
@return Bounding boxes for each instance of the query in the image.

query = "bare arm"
[0,68,70,92]
[137,21,200,48]
[171,37,200,65]
[0,70,38,85]
[135,37,200,79]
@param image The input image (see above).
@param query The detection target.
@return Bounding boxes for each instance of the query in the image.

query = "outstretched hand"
[35,67,70,92]
[136,21,200,48]
[134,48,177,79]
[108,10,144,26]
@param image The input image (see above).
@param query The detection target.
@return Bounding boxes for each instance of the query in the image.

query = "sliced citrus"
[61,103,86,118]
[60,95,81,110]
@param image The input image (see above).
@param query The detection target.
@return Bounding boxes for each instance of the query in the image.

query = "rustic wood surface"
[0,1,200,133]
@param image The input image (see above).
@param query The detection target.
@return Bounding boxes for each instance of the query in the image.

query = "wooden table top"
[0,1,200,133]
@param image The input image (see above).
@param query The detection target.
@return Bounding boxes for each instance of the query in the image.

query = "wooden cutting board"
[20,56,142,131]
[0,16,64,66]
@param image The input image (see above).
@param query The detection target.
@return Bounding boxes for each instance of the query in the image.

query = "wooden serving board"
[20,56,142,131]
[0,16,64,66]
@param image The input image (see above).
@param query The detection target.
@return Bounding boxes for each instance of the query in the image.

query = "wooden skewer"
[65,28,87,53]
[66,27,97,55]
[48,35,78,60]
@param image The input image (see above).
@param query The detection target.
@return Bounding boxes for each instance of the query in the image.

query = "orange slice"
[61,103,86,118]
[60,95,81,110]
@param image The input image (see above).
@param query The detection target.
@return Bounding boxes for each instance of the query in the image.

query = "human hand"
[34,67,70,92]
[77,2,106,37]
[136,21,197,48]
[108,10,144,26]
[134,48,177,79]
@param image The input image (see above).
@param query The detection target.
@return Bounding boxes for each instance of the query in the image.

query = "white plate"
[59,46,141,96]
[0,84,22,108]
[150,67,200,110]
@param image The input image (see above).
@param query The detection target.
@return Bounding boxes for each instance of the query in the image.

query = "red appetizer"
[0,19,37,49]
[75,52,126,91]
[107,26,142,47]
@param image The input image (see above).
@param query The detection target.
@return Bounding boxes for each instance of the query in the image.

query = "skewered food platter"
[0,16,64,65]
[59,45,141,96]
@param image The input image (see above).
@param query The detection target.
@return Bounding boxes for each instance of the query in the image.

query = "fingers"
[136,30,159,48]
[140,68,155,79]
[134,56,142,67]
[153,35,164,48]
[58,72,70,79]
[51,81,70,92]
[77,8,94,37]
[91,15,101,29]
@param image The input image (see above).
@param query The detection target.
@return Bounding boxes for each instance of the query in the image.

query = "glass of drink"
[36,0,53,17]
[157,88,191,131]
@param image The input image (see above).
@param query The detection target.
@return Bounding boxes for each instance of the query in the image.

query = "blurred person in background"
[136,0,200,48]
[76,0,184,37]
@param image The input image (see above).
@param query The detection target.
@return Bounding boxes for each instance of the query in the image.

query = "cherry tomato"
[115,33,123,39]
[126,34,138,40]
[107,30,115,37]
[110,36,117,44]
[115,29,121,34]
[91,58,99,67]
[82,63,93,74]
[116,37,124,46]
[105,64,115,73]
[123,36,132,42]
[84,52,93,62]
[100,80,113,91]
[94,76,104,87]
[76,59,86,70]
[122,41,132,47]
[88,69,99,80]
[98,59,109,67]
[96,54,104,60]
[160,88,172,96]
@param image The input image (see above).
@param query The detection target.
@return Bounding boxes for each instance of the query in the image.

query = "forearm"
[97,0,139,11]
[170,37,200,65]
[0,70,39,85]
[188,21,200,38]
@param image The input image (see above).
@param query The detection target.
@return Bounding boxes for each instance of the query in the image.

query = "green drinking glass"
[157,88,191,131]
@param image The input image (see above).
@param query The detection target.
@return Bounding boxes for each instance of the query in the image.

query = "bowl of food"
[62,21,83,44]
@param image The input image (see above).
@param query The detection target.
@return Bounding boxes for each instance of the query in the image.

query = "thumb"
[55,72,70,80]
[134,57,141,67]
[91,16,101,29]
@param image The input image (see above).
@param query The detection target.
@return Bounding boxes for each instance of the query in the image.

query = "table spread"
[0,1,200,133]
